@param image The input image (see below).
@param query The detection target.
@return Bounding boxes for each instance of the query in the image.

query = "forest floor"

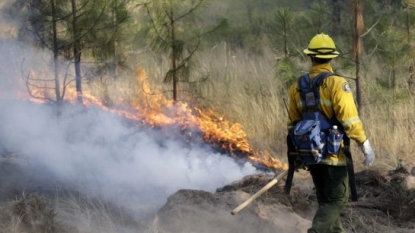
[1,153,415,233]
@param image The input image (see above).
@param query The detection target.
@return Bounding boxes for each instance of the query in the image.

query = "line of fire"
[6,68,288,172]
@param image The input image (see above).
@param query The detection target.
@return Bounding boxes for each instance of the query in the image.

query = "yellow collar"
[309,63,334,78]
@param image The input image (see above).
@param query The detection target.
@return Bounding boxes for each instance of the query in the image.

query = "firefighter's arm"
[330,77,375,166]
[287,83,301,131]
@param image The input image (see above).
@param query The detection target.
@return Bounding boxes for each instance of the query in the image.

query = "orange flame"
[15,69,288,171]
[130,69,287,170]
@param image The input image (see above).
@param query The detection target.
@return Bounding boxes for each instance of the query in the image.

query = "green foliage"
[144,0,205,53]
[8,0,131,70]
[89,0,130,55]
[373,27,410,89]
[269,8,296,57]
[7,0,64,48]
[143,0,224,101]
[275,57,299,93]
[306,1,331,34]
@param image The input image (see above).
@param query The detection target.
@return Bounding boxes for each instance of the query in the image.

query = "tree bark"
[405,7,414,95]
[110,0,118,79]
[353,0,363,110]
[71,0,83,104]
[332,0,341,36]
[170,7,178,102]
[51,0,61,105]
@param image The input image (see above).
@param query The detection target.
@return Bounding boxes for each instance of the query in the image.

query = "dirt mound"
[154,173,312,233]
[155,169,415,233]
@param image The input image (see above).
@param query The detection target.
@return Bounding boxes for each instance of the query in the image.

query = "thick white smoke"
[0,5,273,233]
[0,97,258,216]
[0,11,259,220]
[0,35,258,221]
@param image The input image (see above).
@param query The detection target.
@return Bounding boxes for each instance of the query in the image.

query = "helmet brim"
[303,48,339,59]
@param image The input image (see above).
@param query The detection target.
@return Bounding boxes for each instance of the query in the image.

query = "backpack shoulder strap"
[312,71,334,86]
[296,73,311,109]
[297,71,334,111]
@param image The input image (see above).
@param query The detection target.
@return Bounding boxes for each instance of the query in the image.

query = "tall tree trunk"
[353,0,363,110]
[110,0,117,79]
[405,7,415,95]
[392,66,396,94]
[170,7,178,102]
[71,0,83,104]
[51,0,61,105]
[283,16,288,58]
[246,2,253,26]
[332,0,341,36]
[409,65,414,95]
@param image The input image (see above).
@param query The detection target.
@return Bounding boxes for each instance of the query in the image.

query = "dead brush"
[344,168,415,231]
[342,207,393,233]
[0,193,66,233]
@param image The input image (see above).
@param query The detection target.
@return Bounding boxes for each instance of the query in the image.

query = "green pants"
[307,165,349,233]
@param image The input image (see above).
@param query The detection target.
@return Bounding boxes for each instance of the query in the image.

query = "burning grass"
[9,41,415,171]
[15,64,288,171]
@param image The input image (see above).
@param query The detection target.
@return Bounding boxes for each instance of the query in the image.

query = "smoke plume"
[0,40,258,221]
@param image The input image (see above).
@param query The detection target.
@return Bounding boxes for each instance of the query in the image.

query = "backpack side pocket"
[327,127,343,154]
[291,120,326,163]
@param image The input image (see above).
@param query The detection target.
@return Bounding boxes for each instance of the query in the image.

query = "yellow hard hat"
[303,33,340,59]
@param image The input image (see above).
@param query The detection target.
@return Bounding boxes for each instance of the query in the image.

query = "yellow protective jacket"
[287,63,367,166]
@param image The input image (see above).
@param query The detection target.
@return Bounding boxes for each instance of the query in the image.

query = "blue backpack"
[288,72,344,164]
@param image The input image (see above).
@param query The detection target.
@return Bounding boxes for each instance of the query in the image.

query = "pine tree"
[143,0,223,102]
[9,0,130,105]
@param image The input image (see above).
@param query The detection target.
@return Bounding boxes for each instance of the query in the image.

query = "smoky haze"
[0,99,256,216]
[0,37,258,221]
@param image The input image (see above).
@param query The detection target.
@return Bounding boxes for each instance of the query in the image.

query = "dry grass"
[126,43,415,171]
[0,193,65,233]
[7,35,411,172]
[360,98,415,170]
[194,44,289,153]
[127,43,290,157]
[144,216,160,233]
[0,192,146,233]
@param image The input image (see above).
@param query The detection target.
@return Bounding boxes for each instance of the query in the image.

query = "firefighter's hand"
[361,139,375,167]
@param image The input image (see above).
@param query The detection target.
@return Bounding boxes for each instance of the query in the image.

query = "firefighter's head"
[304,33,339,64]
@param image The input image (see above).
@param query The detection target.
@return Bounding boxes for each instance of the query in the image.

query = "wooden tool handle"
[231,170,288,215]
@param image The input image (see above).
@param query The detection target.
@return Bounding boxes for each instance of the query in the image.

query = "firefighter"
[286,33,375,233]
